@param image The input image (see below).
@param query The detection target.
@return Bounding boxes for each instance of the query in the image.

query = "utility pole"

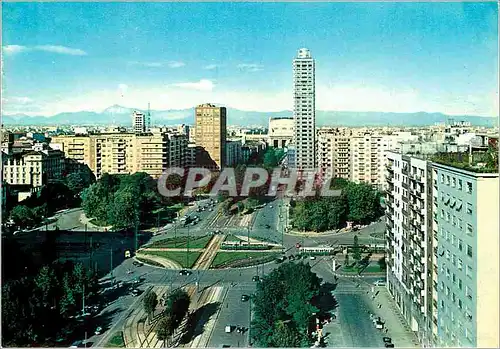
[186,224,190,268]
[110,247,113,279]
[134,221,139,253]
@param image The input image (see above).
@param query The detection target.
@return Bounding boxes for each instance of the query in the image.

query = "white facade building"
[268,117,294,148]
[293,48,316,170]
[132,110,149,133]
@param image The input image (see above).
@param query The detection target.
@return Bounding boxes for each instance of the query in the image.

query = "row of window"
[439,173,473,194]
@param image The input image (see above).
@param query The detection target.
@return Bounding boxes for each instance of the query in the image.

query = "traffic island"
[210,251,282,269]
[139,250,201,269]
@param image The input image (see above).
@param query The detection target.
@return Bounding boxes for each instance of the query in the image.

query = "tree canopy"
[251,262,321,347]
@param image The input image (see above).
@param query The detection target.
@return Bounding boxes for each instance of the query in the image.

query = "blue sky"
[2,2,498,116]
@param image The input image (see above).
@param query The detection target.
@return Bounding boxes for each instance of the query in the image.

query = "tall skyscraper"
[194,103,227,169]
[293,48,316,170]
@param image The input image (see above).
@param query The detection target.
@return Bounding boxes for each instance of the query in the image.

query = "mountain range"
[2,104,497,128]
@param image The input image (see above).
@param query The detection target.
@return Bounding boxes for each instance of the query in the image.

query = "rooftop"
[431,149,498,174]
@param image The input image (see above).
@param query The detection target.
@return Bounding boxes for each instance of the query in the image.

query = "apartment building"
[293,48,316,170]
[268,117,294,148]
[432,162,499,347]
[385,148,499,348]
[317,128,401,188]
[195,103,227,169]
[51,131,188,179]
[226,140,242,167]
[2,146,65,188]
[132,110,149,133]
[385,151,432,345]
[50,135,96,171]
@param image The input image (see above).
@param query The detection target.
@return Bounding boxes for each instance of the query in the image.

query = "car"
[384,343,394,348]
[131,289,140,296]
[265,224,271,229]
[269,205,273,208]
[309,256,316,260]
[374,279,386,286]
[225,325,232,333]
[241,294,250,302]
[295,243,301,248]
[275,258,283,264]
[252,275,260,282]
[179,270,192,276]
[289,255,295,260]
[94,326,103,335]
[383,337,392,343]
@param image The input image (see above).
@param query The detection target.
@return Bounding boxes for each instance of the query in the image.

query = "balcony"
[386,163,394,172]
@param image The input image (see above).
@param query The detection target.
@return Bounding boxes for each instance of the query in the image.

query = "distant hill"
[2,104,496,127]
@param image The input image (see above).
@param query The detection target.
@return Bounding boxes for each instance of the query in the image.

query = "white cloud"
[34,45,87,56]
[204,64,219,70]
[172,79,215,91]
[237,63,264,72]
[2,45,29,55]
[2,44,87,56]
[3,96,34,104]
[167,61,185,68]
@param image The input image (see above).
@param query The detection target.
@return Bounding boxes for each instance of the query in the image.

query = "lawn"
[224,234,243,243]
[211,252,281,269]
[105,331,124,348]
[147,235,212,249]
[142,251,202,268]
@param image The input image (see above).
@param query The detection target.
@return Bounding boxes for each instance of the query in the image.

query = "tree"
[143,291,158,323]
[271,320,301,347]
[108,187,140,230]
[352,235,361,264]
[165,289,190,329]
[9,205,35,229]
[156,316,175,347]
[263,149,278,167]
[345,182,383,224]
[65,173,86,194]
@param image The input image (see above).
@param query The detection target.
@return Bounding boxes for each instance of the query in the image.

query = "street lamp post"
[186,224,190,268]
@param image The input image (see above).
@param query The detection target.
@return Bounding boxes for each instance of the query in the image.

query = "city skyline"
[2,2,498,118]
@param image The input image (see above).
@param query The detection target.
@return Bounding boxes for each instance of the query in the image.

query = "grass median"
[147,235,212,249]
[105,331,124,347]
[211,252,281,269]
[142,251,202,268]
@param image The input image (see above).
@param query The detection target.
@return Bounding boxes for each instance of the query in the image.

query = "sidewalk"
[79,212,112,231]
[366,287,419,348]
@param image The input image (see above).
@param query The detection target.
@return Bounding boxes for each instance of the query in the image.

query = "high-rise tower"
[293,48,316,170]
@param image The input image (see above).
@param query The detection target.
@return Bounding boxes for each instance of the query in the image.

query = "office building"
[194,103,227,169]
[293,48,316,170]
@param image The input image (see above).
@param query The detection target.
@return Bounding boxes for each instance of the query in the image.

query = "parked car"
[94,326,103,335]
[179,270,192,276]
[383,337,392,343]
[252,276,260,282]
[373,279,386,286]
[225,325,232,333]
[384,343,394,348]
[131,289,141,296]
[309,256,316,260]
[241,294,250,302]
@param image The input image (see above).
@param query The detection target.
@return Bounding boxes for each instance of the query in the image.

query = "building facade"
[385,151,431,345]
[226,140,242,167]
[385,150,499,348]
[293,48,316,170]
[51,131,189,179]
[432,163,499,347]
[268,117,294,148]
[132,110,149,133]
[195,103,227,169]
[2,147,65,187]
